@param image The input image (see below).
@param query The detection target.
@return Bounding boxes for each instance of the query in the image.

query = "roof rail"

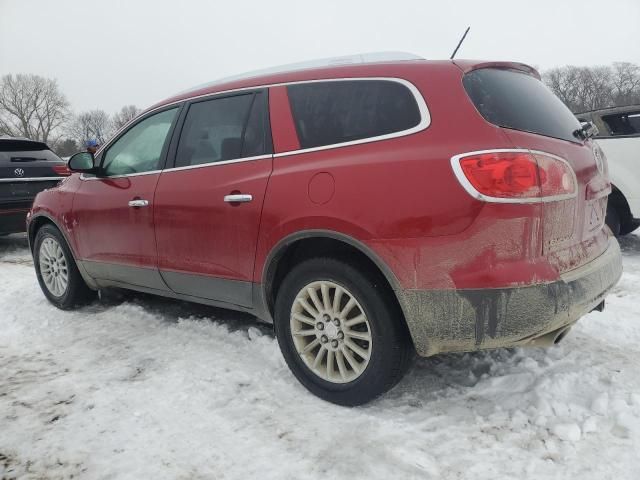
[181,51,425,95]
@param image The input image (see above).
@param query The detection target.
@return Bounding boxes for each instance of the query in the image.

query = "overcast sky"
[1,0,639,114]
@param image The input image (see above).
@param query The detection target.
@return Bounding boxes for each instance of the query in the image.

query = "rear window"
[463,68,582,144]
[0,140,60,163]
[287,80,421,149]
[601,111,640,136]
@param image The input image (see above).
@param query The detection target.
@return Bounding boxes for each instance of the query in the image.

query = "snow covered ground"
[1,233,639,480]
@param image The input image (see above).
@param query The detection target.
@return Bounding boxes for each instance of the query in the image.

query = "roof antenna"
[450,26,471,60]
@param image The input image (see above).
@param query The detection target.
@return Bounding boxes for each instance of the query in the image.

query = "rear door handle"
[224,194,253,203]
[128,199,149,207]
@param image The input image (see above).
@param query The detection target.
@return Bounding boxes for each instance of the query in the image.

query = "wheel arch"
[28,213,98,289]
[260,230,409,326]
[28,214,62,253]
[609,184,633,224]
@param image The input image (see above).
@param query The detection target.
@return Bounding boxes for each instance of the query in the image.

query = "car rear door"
[153,90,273,307]
[72,106,181,290]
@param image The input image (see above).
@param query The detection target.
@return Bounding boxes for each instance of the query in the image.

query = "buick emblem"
[14,168,24,177]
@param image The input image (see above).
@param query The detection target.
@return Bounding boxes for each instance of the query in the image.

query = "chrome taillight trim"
[450,148,578,204]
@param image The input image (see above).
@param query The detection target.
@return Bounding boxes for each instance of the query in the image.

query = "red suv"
[27,56,622,405]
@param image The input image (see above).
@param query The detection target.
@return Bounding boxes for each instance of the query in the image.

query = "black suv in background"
[0,137,70,235]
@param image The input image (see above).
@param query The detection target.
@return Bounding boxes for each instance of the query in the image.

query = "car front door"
[73,106,181,290]
[153,90,273,307]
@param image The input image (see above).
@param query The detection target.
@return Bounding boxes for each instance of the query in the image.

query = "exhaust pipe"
[526,325,572,347]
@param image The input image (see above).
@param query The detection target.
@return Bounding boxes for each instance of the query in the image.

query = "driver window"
[102,107,178,176]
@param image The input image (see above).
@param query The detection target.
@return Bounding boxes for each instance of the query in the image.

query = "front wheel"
[34,224,96,309]
[274,257,413,406]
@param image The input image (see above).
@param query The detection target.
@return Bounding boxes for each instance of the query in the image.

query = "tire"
[606,205,621,237]
[274,257,413,406]
[34,224,96,309]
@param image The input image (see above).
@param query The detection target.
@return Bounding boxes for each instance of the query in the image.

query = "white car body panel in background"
[597,136,640,219]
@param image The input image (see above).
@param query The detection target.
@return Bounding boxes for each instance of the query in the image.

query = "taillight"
[52,164,71,176]
[451,149,576,203]
[593,143,608,179]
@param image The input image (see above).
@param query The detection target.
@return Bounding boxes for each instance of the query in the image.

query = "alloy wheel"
[39,237,69,297]
[290,280,372,383]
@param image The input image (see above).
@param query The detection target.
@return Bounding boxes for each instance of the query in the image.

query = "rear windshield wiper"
[573,121,599,141]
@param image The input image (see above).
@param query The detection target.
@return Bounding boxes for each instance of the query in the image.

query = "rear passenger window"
[601,111,640,136]
[175,92,271,168]
[287,80,421,149]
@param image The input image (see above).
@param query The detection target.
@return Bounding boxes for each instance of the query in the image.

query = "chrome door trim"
[0,177,63,183]
[80,170,161,181]
[161,154,272,173]
[80,154,273,180]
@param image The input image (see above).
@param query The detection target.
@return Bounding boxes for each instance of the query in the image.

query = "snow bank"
[1,233,639,479]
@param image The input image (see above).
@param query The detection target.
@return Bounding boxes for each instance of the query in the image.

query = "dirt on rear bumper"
[398,237,623,356]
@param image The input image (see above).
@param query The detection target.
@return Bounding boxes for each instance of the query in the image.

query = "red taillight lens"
[533,153,576,197]
[459,152,540,199]
[454,150,576,202]
[52,164,71,176]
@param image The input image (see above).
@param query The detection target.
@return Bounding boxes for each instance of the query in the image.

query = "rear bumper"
[398,237,623,356]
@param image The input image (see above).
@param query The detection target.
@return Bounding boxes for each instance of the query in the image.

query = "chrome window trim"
[274,77,430,157]
[162,154,272,173]
[450,148,579,204]
[93,77,431,164]
[0,177,63,183]
[80,154,274,180]
[80,169,161,181]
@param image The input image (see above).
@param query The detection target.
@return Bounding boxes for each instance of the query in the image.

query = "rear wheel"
[619,218,640,236]
[34,224,96,309]
[606,204,621,236]
[274,257,413,406]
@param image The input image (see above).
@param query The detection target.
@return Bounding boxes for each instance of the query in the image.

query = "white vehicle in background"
[577,105,640,236]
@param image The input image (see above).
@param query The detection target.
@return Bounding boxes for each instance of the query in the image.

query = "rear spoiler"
[452,60,541,80]
[0,139,49,152]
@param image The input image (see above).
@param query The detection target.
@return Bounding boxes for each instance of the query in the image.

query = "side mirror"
[68,151,96,173]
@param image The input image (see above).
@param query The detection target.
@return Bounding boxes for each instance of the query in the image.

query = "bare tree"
[544,66,582,111]
[51,138,79,157]
[611,62,640,106]
[543,62,640,113]
[112,105,141,131]
[68,110,112,147]
[0,74,70,143]
[576,66,613,112]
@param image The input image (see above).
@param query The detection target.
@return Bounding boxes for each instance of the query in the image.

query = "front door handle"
[128,199,149,208]
[224,194,253,203]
